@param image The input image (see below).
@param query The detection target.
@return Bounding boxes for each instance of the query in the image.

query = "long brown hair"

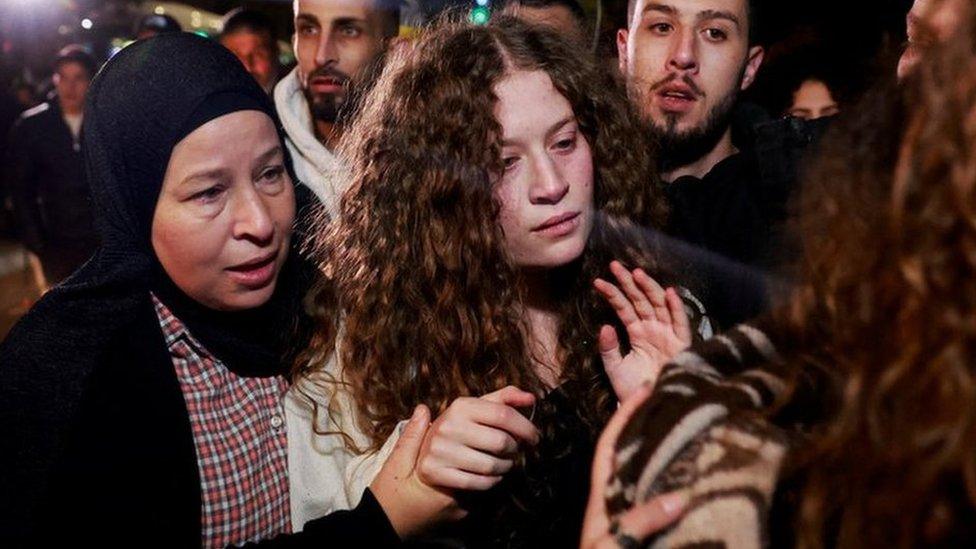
[295,15,673,453]
[782,3,976,545]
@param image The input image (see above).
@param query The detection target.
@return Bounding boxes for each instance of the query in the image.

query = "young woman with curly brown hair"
[599,2,976,547]
[288,15,709,547]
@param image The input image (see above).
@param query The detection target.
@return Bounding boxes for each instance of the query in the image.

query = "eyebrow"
[180,146,283,187]
[501,116,576,147]
[295,14,319,26]
[641,3,742,29]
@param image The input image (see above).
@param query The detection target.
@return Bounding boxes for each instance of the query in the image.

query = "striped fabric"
[608,323,794,548]
[153,295,292,547]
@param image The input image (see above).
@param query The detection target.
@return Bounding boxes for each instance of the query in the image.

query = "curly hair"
[294,14,674,464]
[778,4,976,546]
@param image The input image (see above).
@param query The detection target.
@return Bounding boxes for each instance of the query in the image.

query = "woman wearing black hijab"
[0,34,447,547]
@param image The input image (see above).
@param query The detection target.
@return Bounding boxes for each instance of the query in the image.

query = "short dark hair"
[136,13,182,36]
[505,0,587,26]
[54,45,97,79]
[625,0,761,46]
[221,8,278,46]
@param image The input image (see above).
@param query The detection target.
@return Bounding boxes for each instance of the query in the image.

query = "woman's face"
[152,110,295,311]
[493,69,595,270]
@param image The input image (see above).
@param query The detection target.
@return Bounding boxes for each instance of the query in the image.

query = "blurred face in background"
[617,0,763,161]
[493,70,595,270]
[222,30,279,92]
[507,4,586,43]
[152,110,295,311]
[54,61,92,115]
[788,79,839,120]
[898,0,965,80]
[293,0,392,123]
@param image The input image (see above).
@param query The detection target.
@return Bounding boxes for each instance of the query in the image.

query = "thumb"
[386,404,431,474]
[598,325,623,371]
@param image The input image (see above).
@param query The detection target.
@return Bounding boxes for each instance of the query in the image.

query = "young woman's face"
[152,110,295,311]
[493,69,595,269]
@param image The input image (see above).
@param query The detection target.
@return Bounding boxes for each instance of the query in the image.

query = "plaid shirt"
[153,295,292,547]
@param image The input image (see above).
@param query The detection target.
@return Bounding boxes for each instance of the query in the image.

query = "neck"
[59,102,81,117]
[519,269,563,389]
[314,119,341,151]
[662,128,737,182]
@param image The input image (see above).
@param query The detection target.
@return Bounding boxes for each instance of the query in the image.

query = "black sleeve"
[5,119,45,253]
[238,489,402,548]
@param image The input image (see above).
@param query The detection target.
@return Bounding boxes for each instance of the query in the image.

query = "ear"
[740,45,765,91]
[617,29,630,76]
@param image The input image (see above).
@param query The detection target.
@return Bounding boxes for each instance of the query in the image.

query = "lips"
[310,76,345,94]
[656,83,698,113]
[532,211,581,237]
[226,250,279,289]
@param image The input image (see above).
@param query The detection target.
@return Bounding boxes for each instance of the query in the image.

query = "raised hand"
[593,261,692,401]
[416,386,540,492]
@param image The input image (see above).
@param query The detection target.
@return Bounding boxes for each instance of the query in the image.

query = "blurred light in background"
[80,18,92,30]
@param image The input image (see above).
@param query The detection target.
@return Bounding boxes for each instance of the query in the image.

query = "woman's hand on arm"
[416,386,539,492]
[580,383,688,549]
[594,261,692,401]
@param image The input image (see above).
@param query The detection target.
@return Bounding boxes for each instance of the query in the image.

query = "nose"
[668,27,698,72]
[314,32,338,68]
[231,186,275,245]
[529,155,570,205]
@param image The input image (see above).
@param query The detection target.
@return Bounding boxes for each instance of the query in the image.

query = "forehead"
[635,0,748,18]
[494,70,573,136]
[56,61,90,77]
[295,0,380,20]
[222,31,274,50]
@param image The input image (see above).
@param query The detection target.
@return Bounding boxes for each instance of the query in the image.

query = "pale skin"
[412,69,692,509]
[153,110,456,538]
[616,0,764,180]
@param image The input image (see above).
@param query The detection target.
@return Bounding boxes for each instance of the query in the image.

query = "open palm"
[593,261,692,401]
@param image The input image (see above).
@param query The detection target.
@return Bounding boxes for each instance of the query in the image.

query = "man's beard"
[640,65,746,175]
[303,66,351,125]
[651,91,737,174]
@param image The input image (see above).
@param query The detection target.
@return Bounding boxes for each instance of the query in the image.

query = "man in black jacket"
[616,0,830,327]
[5,45,98,287]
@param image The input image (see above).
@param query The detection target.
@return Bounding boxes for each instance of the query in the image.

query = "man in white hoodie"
[276,0,399,216]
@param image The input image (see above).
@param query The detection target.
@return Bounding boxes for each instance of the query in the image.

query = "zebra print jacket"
[607,321,822,548]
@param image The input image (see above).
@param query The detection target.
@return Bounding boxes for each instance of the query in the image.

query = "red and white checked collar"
[153,294,292,547]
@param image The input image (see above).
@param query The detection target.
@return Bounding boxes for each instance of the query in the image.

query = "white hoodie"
[274,67,346,218]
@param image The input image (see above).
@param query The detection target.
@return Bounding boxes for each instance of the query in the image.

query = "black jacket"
[5,293,399,548]
[5,98,97,254]
[664,106,830,328]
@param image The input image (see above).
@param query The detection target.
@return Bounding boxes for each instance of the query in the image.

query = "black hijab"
[0,34,314,542]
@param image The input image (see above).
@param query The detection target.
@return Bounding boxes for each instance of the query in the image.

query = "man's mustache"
[649,73,705,98]
[307,66,351,87]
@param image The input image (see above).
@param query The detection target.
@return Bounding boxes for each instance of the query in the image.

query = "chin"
[519,238,588,269]
[215,285,277,311]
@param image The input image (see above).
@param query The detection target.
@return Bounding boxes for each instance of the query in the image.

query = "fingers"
[426,438,515,476]
[632,268,670,324]
[385,405,431,475]
[666,288,692,344]
[482,385,536,409]
[612,491,689,542]
[445,422,520,456]
[470,396,539,445]
[419,466,503,492]
[609,261,656,321]
[594,278,640,326]
[598,325,623,371]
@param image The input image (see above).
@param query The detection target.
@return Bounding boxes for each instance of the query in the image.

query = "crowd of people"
[1,0,974,547]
